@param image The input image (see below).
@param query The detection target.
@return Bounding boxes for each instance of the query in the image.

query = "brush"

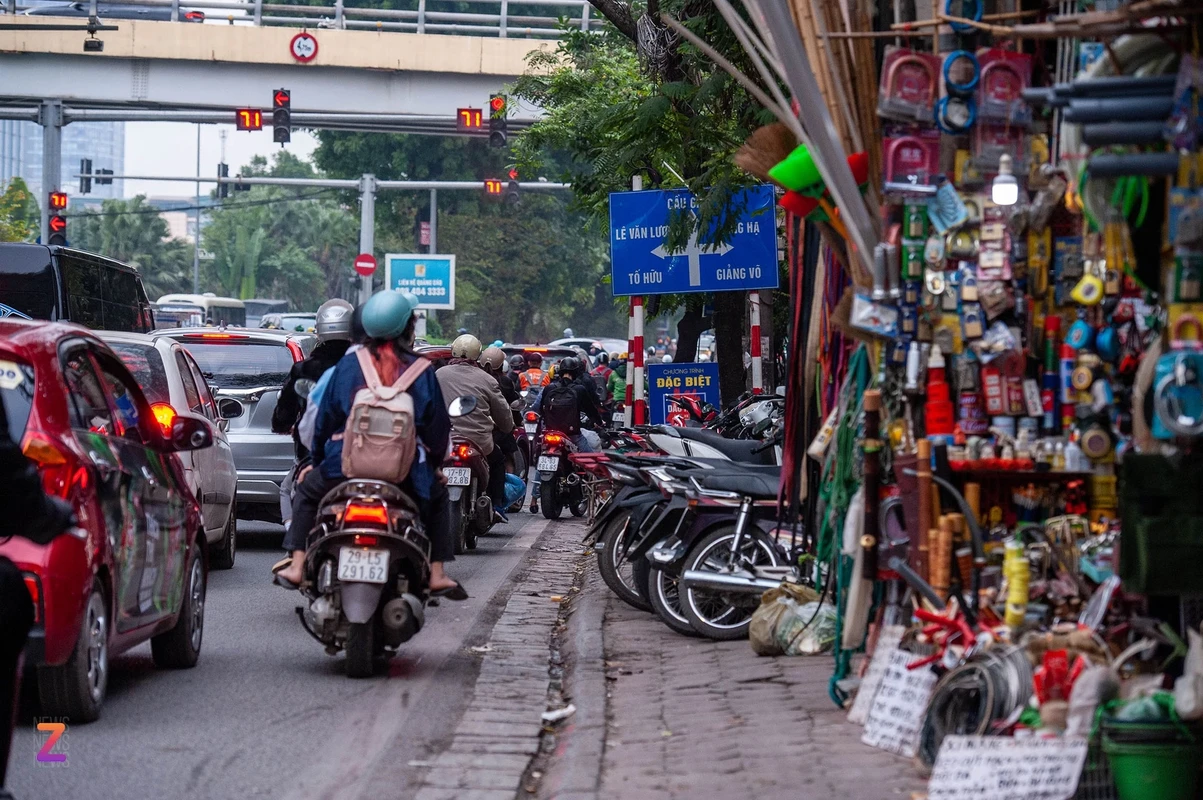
[733,123,797,184]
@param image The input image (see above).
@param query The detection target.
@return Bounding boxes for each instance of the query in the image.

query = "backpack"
[297,366,334,452]
[542,381,580,434]
[341,349,429,483]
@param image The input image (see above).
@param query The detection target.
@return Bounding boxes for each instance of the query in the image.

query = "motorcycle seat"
[699,469,780,498]
[671,427,777,466]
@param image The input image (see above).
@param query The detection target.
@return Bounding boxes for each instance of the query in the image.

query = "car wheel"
[151,540,206,668]
[345,622,375,678]
[210,506,237,570]
[38,581,108,723]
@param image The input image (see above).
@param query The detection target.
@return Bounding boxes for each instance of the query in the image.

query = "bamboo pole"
[916,439,932,582]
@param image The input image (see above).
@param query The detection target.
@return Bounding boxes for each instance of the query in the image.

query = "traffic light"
[233,174,250,193]
[217,162,229,199]
[48,213,67,246]
[505,168,520,205]
[79,159,92,194]
[48,191,68,212]
[95,169,113,186]
[273,89,291,144]
[483,178,503,197]
[488,94,507,148]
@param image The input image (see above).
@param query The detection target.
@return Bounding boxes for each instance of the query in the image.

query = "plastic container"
[1102,737,1200,800]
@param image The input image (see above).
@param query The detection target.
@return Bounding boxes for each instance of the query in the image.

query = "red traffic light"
[484,179,503,196]
[236,109,263,131]
[489,95,506,115]
[49,215,67,233]
[273,89,290,109]
[508,168,518,180]
[48,192,67,211]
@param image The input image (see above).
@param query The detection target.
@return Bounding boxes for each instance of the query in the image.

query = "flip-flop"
[273,574,301,591]
[271,557,292,574]
[430,582,469,601]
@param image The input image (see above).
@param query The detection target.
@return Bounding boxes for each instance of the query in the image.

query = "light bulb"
[992,153,1019,206]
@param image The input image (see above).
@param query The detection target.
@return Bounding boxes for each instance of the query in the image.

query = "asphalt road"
[8,513,551,800]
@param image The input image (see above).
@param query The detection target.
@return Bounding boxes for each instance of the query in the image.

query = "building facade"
[0,120,125,204]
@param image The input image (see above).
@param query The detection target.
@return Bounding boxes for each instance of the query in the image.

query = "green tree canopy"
[0,178,39,243]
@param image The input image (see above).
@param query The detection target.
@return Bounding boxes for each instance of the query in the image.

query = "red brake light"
[196,333,244,339]
[524,411,538,422]
[21,433,72,498]
[544,432,565,445]
[527,347,548,353]
[453,443,473,460]
[287,339,304,362]
[22,573,41,624]
[344,503,389,526]
[352,534,379,546]
[150,402,177,436]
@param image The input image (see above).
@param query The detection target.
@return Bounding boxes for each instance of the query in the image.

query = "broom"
[733,123,798,183]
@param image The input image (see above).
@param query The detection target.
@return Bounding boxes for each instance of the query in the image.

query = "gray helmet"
[451,334,483,360]
[508,354,527,372]
[315,299,354,343]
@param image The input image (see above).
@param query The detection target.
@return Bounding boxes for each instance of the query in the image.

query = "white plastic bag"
[777,601,838,656]
[1174,628,1203,720]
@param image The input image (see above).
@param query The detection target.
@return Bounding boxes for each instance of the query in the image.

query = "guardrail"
[3,0,602,37]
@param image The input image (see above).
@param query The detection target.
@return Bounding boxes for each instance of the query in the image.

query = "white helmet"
[451,334,483,360]
[662,354,672,363]
[563,327,574,338]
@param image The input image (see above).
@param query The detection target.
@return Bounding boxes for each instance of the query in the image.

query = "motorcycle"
[295,395,477,678]
[443,434,492,554]
[535,428,588,520]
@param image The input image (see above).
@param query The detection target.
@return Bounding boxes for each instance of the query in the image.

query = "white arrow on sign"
[650,228,734,287]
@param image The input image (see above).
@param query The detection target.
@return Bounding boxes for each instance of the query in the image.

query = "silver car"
[99,331,240,567]
[157,328,316,523]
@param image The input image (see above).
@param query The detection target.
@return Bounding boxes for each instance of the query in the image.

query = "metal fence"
[3,0,602,38]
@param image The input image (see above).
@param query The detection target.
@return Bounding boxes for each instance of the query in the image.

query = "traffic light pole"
[38,100,62,245]
[358,174,376,305]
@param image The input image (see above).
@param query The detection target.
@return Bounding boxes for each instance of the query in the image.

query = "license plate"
[524,423,538,435]
[444,466,471,486]
[538,455,560,472]
[337,547,388,584]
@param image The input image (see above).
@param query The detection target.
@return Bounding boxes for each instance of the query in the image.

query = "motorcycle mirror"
[294,378,315,399]
[448,395,478,417]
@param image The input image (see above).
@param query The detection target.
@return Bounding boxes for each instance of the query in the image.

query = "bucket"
[1101,736,1201,800]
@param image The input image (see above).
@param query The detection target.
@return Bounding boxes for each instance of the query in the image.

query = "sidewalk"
[537,557,924,800]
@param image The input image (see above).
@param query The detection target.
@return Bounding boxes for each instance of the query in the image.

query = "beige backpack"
[341,349,429,483]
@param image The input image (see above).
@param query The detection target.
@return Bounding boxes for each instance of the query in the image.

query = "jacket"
[272,339,350,458]
[435,359,514,454]
[535,377,605,436]
[312,348,448,500]
[495,371,520,405]
[518,368,549,391]
[607,363,628,406]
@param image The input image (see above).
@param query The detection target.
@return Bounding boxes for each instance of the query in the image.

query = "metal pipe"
[358,174,375,305]
[72,174,572,191]
[679,569,782,594]
[0,107,40,122]
[193,123,200,293]
[39,100,62,244]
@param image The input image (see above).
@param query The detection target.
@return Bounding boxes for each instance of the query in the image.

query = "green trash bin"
[1102,733,1201,800]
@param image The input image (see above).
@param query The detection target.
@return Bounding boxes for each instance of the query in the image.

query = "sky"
[123,122,318,199]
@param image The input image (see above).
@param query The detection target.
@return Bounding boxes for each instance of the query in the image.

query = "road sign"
[289,32,318,63]
[385,254,455,310]
[647,362,720,426]
[609,185,779,296]
[419,222,431,246]
[354,253,377,276]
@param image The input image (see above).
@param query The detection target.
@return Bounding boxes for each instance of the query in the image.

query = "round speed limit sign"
[289,32,318,63]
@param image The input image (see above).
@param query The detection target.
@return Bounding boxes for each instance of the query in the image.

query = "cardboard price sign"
[861,649,937,758]
[847,626,906,725]
[927,736,1088,800]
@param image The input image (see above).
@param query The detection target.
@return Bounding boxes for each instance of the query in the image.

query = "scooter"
[534,428,587,520]
[294,395,477,678]
[443,434,492,553]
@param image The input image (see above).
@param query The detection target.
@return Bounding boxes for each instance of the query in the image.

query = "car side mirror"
[218,416,230,433]
[217,398,244,420]
[168,416,214,451]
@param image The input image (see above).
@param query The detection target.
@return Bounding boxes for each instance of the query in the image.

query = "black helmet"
[508,354,527,372]
[559,356,582,377]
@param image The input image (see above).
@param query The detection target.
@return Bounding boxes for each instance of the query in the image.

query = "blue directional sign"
[385,254,455,310]
[609,185,779,296]
[647,362,720,426]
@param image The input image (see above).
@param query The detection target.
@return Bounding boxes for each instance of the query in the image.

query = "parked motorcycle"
[443,435,491,553]
[295,395,477,678]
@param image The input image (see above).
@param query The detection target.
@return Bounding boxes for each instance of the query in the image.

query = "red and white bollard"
[750,291,763,394]
[631,296,647,425]
[624,297,635,427]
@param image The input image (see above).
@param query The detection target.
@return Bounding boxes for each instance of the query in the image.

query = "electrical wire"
[63,187,344,219]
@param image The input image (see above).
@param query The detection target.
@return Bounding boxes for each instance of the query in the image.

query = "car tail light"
[344,503,389,526]
[544,432,565,445]
[21,433,72,498]
[352,534,379,546]
[286,340,304,362]
[184,10,204,19]
[150,402,177,436]
[192,333,248,340]
[22,573,42,625]
[524,411,539,422]
[453,443,473,460]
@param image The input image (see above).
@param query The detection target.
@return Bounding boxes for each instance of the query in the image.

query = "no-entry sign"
[354,253,377,277]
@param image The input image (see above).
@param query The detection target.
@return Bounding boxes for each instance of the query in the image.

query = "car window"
[0,357,35,440]
[106,341,170,403]
[177,341,294,389]
[183,352,218,420]
[0,246,58,320]
[96,358,144,442]
[101,267,143,332]
[174,351,203,412]
[60,255,104,329]
[62,348,114,434]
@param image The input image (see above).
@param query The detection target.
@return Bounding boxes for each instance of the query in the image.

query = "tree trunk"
[673,303,710,363]
[713,291,746,407]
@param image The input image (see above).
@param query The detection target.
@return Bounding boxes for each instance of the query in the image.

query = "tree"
[512,6,772,404]
[0,178,39,243]
[69,196,194,297]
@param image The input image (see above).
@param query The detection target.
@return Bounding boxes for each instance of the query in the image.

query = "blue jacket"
[312,349,450,500]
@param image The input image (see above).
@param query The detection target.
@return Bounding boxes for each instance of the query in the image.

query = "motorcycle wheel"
[596,515,651,612]
[645,563,700,638]
[680,526,783,641]
[452,493,470,555]
[541,478,562,520]
[464,485,479,551]
[507,451,527,512]
[345,621,376,678]
[569,483,586,518]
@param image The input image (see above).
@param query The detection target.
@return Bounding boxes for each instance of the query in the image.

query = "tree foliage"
[69,196,194,298]
[0,178,39,243]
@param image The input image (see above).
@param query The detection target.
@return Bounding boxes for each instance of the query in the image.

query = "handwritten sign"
[847,625,906,725]
[861,649,937,758]
[927,736,1088,800]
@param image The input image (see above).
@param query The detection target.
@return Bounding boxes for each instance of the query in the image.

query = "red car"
[0,320,216,721]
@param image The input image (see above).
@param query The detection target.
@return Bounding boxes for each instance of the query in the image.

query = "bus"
[155,293,247,328]
[243,298,289,328]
